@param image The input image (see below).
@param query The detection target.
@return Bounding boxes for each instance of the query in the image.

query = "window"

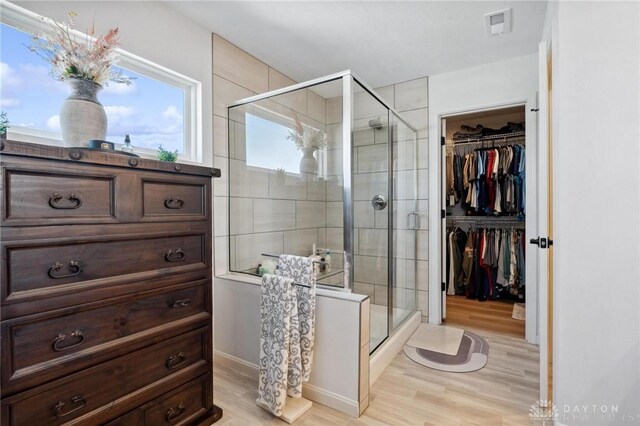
[0,3,202,162]
[245,113,301,173]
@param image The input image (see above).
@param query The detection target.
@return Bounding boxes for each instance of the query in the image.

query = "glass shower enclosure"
[227,71,419,353]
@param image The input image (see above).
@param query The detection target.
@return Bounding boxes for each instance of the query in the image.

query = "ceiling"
[165,1,547,88]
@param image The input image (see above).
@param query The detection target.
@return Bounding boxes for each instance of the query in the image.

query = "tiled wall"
[226,89,336,274]
[211,33,430,322]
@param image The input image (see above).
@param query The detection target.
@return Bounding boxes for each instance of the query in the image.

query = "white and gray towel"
[256,256,316,417]
[256,273,299,416]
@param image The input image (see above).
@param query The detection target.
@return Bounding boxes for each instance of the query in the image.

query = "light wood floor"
[445,296,525,338]
[212,328,539,425]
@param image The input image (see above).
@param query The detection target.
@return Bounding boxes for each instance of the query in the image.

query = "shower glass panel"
[227,71,418,355]
[227,78,345,282]
[351,79,390,353]
[391,112,418,330]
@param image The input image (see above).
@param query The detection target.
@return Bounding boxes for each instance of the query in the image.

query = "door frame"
[428,96,539,345]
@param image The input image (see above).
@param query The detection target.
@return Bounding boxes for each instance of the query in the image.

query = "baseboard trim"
[214,350,259,380]
[369,310,421,385]
[302,383,359,417]
[214,350,360,417]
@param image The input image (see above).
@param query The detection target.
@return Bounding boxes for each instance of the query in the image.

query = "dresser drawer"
[3,232,207,304]
[2,164,116,226]
[144,375,209,425]
[141,178,209,221]
[2,328,210,426]
[104,375,215,426]
[2,283,209,394]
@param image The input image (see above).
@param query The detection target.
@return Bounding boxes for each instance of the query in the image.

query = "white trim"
[369,310,420,385]
[214,350,259,379]
[0,0,201,163]
[213,350,360,417]
[428,98,539,346]
[302,383,359,418]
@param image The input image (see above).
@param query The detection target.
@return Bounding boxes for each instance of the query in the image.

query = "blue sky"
[246,113,301,173]
[0,23,185,152]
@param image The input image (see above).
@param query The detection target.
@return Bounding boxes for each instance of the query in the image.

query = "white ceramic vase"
[299,147,318,174]
[60,78,107,147]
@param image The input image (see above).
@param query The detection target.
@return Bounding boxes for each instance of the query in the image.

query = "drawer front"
[3,167,116,224]
[4,233,207,302]
[3,284,207,393]
[5,328,209,426]
[142,180,208,220]
[144,376,209,425]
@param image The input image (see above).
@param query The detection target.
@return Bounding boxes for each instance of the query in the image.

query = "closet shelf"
[446,131,526,147]
[447,215,525,228]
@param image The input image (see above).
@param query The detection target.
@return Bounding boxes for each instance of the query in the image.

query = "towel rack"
[260,253,313,288]
[261,253,328,265]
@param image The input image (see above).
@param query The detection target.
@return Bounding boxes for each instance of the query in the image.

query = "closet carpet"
[213,328,539,425]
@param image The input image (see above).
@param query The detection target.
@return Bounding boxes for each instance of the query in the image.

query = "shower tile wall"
[210,33,430,322]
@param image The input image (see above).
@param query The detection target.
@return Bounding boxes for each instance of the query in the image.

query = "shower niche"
[227,71,419,352]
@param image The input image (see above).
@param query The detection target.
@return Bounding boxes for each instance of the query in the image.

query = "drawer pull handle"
[165,403,186,423]
[49,192,83,209]
[164,197,185,209]
[48,261,83,279]
[166,352,187,369]
[53,329,85,351]
[165,249,185,262]
[53,395,86,418]
[171,299,192,309]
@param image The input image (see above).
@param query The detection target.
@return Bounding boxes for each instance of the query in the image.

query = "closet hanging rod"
[446,137,526,151]
[447,131,526,145]
[447,217,525,228]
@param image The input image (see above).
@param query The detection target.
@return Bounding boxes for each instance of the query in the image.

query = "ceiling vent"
[484,8,512,36]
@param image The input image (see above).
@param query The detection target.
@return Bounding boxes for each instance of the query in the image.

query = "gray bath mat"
[403,331,489,372]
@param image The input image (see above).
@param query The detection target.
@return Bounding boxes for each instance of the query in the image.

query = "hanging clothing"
[446,225,526,302]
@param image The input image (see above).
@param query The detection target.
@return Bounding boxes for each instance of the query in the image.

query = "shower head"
[368,118,383,131]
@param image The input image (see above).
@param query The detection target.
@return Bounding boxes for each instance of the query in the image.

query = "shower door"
[351,79,391,352]
[390,112,418,330]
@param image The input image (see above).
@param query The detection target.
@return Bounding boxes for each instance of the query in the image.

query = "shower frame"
[228,70,419,338]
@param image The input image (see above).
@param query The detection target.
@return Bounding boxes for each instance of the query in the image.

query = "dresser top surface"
[1,140,220,178]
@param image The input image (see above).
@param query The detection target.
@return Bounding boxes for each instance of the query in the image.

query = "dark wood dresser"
[0,140,222,425]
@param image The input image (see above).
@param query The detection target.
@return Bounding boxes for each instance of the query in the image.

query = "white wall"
[214,276,368,416]
[427,54,538,335]
[549,2,640,424]
[15,1,214,166]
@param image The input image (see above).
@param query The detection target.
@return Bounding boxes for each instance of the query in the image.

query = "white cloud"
[102,81,138,96]
[104,105,136,121]
[0,62,21,90]
[0,98,20,108]
[47,115,60,130]
[162,105,182,122]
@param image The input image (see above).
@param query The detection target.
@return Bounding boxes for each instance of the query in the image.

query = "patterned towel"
[256,273,299,416]
[276,255,317,394]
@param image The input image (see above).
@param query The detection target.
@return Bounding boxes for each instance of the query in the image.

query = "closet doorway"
[440,106,533,339]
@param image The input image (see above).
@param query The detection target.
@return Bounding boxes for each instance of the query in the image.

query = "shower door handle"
[407,211,421,230]
[372,194,388,210]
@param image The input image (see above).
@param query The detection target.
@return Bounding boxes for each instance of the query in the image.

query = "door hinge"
[441,209,445,219]
[531,108,539,112]
[441,282,446,292]
[441,136,445,146]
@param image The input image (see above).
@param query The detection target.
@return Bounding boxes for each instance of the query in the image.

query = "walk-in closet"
[442,106,527,338]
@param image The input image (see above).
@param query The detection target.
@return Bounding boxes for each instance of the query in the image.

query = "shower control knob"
[372,194,388,210]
